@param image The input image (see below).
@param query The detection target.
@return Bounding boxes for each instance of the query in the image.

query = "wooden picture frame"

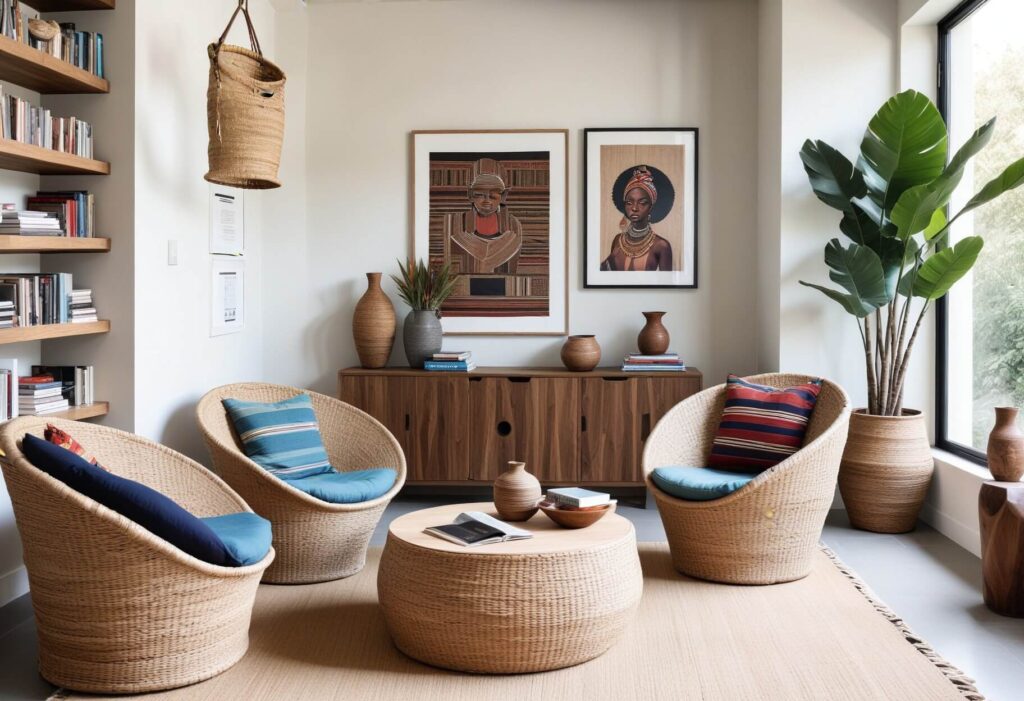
[411,129,569,335]
[583,128,699,289]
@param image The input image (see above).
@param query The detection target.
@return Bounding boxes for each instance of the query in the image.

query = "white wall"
[264,0,761,395]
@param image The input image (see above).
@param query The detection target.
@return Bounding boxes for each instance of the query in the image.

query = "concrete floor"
[0,500,1021,701]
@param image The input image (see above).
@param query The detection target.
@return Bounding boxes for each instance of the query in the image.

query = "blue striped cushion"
[223,394,334,481]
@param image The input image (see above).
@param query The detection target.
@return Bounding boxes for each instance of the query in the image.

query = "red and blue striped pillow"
[708,375,822,473]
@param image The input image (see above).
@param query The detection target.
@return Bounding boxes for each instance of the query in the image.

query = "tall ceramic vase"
[493,461,542,521]
[988,407,1024,482]
[403,310,442,369]
[352,273,396,369]
[838,410,934,533]
[638,311,670,355]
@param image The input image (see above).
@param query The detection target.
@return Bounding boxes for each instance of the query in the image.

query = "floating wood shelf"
[26,0,115,10]
[0,235,110,253]
[0,140,109,175]
[0,320,109,344]
[0,35,108,94]
[48,401,108,421]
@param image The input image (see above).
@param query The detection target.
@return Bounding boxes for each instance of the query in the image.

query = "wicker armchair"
[0,417,273,694]
[642,373,851,585]
[196,383,406,584]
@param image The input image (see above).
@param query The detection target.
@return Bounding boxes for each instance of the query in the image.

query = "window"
[938,0,1024,462]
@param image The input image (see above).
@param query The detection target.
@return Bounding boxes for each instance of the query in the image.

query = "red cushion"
[44,423,102,469]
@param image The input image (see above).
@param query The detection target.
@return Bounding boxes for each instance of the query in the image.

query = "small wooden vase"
[638,311,670,355]
[987,407,1024,482]
[353,272,396,369]
[560,335,600,372]
[493,461,541,521]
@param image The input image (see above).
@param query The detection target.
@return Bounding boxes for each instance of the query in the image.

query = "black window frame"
[935,0,994,466]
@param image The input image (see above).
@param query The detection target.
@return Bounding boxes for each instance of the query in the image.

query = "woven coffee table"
[377,502,643,674]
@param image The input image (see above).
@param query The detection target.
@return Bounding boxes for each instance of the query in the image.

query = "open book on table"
[424,511,533,547]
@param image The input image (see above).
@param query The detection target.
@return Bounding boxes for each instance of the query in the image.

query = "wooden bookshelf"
[0,35,108,94]
[0,235,109,253]
[25,1,115,10]
[47,400,108,421]
[0,140,108,175]
[0,319,108,344]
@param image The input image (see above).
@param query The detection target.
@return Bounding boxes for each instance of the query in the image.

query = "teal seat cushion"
[651,466,755,501]
[200,512,273,566]
[287,468,397,504]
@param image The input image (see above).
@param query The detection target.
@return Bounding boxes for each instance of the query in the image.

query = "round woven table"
[377,502,643,674]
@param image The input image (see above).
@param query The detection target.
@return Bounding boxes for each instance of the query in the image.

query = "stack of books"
[69,289,96,323]
[424,351,476,372]
[27,191,95,238]
[0,358,16,420]
[19,376,69,416]
[0,299,13,329]
[621,352,687,372]
[0,86,94,158]
[541,487,612,511]
[0,273,76,326]
[32,365,94,406]
[0,209,62,236]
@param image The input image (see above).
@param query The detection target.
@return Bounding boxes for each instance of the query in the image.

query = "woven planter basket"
[205,1,285,190]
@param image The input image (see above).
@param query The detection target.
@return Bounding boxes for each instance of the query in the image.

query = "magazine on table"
[424,511,533,547]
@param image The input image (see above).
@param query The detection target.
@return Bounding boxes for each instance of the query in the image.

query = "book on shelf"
[0,86,94,158]
[32,365,94,406]
[424,511,533,547]
[0,5,105,79]
[545,487,611,509]
[0,209,61,236]
[28,191,95,238]
[0,274,97,327]
[433,351,471,361]
[17,376,68,416]
[0,358,16,420]
[423,360,476,372]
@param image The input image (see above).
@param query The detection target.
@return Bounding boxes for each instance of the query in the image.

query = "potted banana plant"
[800,89,1024,533]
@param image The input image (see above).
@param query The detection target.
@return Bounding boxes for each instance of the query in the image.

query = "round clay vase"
[352,272,396,369]
[560,335,601,372]
[403,310,443,369]
[638,311,670,355]
[493,461,542,521]
[987,407,1024,482]
[838,409,934,533]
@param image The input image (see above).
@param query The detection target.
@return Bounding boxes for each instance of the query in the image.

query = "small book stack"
[32,365,94,406]
[0,299,13,329]
[0,208,62,236]
[19,375,69,416]
[0,358,17,420]
[621,352,687,372]
[70,289,97,323]
[27,191,95,238]
[541,487,612,511]
[424,351,476,372]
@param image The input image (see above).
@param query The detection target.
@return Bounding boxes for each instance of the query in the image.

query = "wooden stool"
[979,481,1024,617]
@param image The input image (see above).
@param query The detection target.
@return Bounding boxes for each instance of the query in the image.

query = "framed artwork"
[412,129,568,335]
[583,128,698,288]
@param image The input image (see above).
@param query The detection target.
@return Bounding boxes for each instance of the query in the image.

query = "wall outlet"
[167,240,178,266]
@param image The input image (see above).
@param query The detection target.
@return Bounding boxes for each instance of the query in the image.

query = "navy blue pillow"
[22,433,235,566]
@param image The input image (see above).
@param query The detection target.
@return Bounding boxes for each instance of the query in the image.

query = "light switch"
[168,240,178,266]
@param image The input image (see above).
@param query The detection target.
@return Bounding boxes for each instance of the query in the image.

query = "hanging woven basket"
[206,0,286,190]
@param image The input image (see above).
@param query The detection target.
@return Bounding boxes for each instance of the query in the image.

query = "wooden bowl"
[538,501,616,529]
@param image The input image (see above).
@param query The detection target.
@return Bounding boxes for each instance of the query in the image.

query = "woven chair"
[196,383,406,584]
[0,417,273,694]
[642,373,851,585]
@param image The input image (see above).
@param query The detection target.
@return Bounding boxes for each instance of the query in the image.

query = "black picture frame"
[583,127,699,289]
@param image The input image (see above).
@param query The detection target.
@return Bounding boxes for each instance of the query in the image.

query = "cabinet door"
[636,376,704,445]
[338,375,411,457]
[469,376,579,483]
[405,376,470,482]
[580,377,640,483]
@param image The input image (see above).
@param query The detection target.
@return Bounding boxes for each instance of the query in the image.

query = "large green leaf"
[839,200,882,248]
[959,156,1024,216]
[800,139,867,213]
[876,237,906,301]
[946,117,996,174]
[912,236,984,300]
[858,90,948,216]
[799,281,876,317]
[825,239,889,310]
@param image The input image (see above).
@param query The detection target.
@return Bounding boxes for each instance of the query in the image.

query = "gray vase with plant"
[392,258,458,368]
[799,89,1024,532]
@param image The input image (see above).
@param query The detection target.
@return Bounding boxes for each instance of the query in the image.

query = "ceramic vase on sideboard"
[838,409,934,533]
[493,461,542,521]
[988,407,1024,482]
[560,335,601,372]
[352,272,396,369]
[638,311,670,355]
[403,310,442,369]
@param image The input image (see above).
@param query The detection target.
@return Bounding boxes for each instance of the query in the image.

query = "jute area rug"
[56,544,982,701]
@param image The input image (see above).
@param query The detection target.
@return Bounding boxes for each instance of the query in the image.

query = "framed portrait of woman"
[412,129,568,335]
[583,128,698,289]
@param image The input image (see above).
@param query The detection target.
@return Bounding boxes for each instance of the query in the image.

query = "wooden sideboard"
[338,367,702,488]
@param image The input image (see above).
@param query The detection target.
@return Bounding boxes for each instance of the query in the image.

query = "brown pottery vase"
[638,311,670,355]
[493,461,542,521]
[838,409,934,533]
[988,407,1024,482]
[352,272,396,369]
[560,335,601,372]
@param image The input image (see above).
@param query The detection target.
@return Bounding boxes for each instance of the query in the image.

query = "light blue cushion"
[200,512,273,566]
[223,394,334,481]
[287,468,397,504]
[651,466,755,501]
